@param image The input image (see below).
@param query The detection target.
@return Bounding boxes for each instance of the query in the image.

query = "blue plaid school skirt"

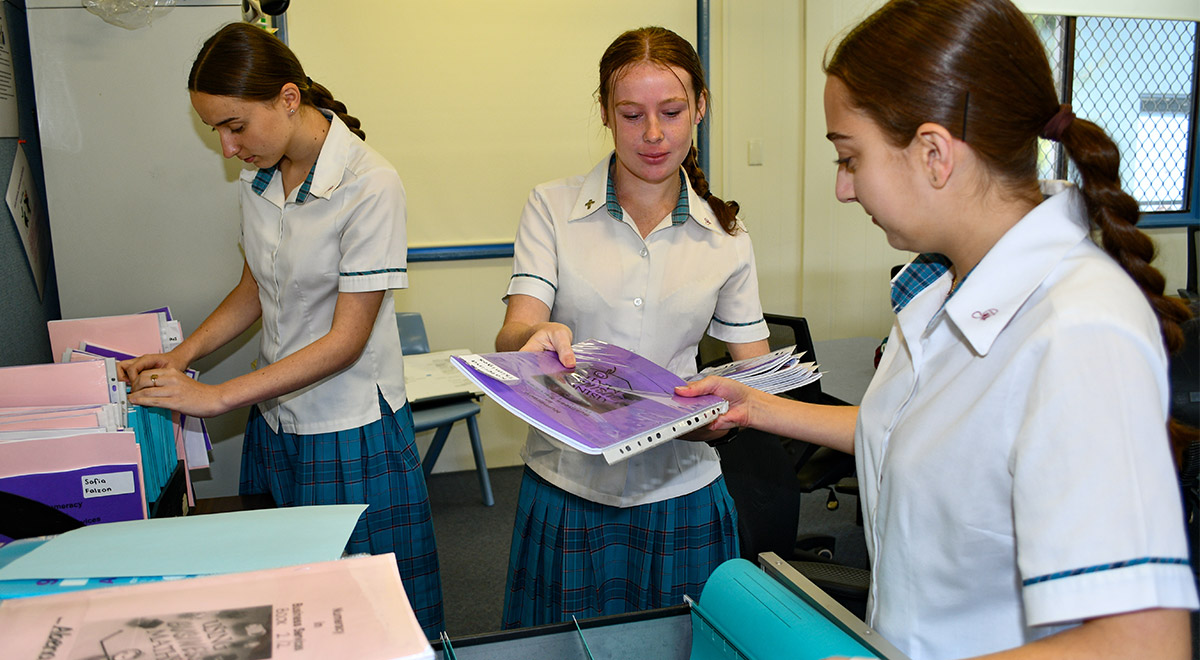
[501,466,739,629]
[240,393,444,638]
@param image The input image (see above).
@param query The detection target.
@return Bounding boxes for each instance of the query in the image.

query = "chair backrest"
[396,312,430,356]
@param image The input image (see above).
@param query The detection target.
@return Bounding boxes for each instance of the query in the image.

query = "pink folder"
[48,314,164,363]
[0,360,117,408]
[0,407,111,432]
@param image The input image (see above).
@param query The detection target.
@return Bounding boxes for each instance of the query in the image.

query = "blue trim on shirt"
[603,154,690,225]
[340,267,407,277]
[1023,557,1191,586]
[511,273,557,291]
[712,316,766,328]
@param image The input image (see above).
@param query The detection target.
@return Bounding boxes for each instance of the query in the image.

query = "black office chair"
[396,312,494,506]
[700,313,871,618]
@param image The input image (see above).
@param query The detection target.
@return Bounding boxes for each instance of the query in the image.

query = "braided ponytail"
[682,144,740,234]
[306,78,365,141]
[1058,118,1191,353]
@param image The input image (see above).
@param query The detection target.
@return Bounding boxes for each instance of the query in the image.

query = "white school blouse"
[239,113,409,435]
[856,186,1198,660]
[505,154,769,507]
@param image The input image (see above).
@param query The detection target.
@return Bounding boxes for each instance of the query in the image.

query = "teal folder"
[688,557,908,660]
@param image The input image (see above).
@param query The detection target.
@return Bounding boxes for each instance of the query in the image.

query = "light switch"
[748,139,764,166]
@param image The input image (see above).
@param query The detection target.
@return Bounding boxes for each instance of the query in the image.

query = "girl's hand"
[119,352,190,386]
[519,321,577,368]
[127,367,230,418]
[675,375,759,431]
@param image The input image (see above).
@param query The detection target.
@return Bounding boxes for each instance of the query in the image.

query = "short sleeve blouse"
[505,154,769,506]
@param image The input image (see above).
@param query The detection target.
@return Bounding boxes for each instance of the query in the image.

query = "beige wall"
[283,0,1197,476]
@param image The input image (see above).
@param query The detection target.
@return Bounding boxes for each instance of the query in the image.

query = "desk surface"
[442,605,691,660]
[404,349,484,404]
[813,336,881,406]
[191,493,276,516]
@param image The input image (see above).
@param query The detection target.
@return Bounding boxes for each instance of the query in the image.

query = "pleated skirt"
[501,466,739,629]
[240,393,444,638]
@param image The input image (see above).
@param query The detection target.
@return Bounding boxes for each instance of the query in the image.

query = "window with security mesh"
[1030,15,1198,215]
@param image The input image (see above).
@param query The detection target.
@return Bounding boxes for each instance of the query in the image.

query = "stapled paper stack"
[691,345,822,395]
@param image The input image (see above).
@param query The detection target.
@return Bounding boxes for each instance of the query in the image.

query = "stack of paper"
[46,309,211,504]
[692,345,822,395]
[0,360,153,543]
[0,506,366,600]
[0,552,432,660]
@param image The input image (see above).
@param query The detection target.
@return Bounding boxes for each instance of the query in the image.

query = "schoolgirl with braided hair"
[680,1,1197,658]
[496,25,771,627]
[122,22,444,637]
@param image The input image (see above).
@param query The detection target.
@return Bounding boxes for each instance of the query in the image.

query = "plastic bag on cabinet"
[83,0,176,30]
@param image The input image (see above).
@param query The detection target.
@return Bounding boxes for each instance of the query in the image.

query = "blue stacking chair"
[397,312,494,506]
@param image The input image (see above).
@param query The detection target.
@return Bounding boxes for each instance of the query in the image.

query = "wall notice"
[0,11,19,137]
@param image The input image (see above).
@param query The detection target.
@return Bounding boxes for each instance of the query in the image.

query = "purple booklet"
[0,464,145,544]
[451,339,728,464]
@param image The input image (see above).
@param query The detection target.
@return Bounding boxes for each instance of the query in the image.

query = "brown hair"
[189,23,365,140]
[825,0,1193,461]
[598,26,740,234]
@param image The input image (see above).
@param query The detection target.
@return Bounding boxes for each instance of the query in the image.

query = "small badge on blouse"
[585,199,595,209]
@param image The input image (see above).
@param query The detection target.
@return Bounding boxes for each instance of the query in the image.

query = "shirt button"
[640,248,648,258]
[633,297,643,307]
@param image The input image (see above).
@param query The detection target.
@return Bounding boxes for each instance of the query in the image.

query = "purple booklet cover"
[0,464,145,544]
[451,339,728,464]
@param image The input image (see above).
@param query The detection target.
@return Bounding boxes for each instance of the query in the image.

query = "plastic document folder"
[688,555,909,660]
[452,339,729,464]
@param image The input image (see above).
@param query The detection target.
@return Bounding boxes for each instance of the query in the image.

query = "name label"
[81,471,135,498]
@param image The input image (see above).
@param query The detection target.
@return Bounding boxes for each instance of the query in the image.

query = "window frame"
[1040,16,1200,228]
